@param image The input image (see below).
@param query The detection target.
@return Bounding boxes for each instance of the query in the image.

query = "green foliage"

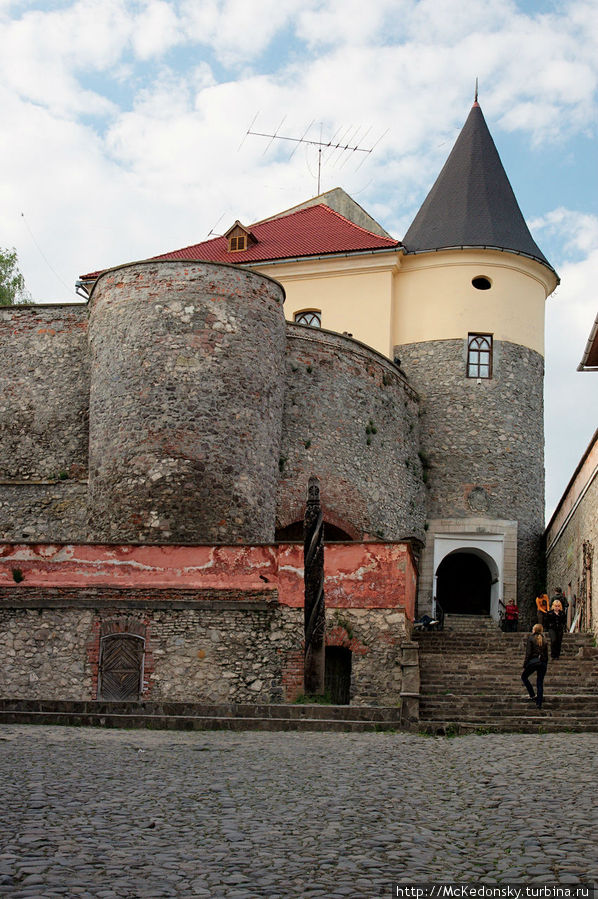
[0,247,31,306]
[294,691,333,704]
[333,610,354,639]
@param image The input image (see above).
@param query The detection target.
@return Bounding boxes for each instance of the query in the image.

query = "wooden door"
[325,647,352,705]
[99,634,144,701]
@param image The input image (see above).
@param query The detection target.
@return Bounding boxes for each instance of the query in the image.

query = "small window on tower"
[294,310,321,328]
[467,333,493,379]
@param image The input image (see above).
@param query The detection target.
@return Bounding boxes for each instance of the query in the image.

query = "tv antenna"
[241,115,387,195]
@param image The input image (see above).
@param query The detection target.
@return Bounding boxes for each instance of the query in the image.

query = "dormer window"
[230,234,247,252]
[225,221,257,253]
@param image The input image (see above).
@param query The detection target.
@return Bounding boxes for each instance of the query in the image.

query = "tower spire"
[474,77,479,105]
[402,102,553,270]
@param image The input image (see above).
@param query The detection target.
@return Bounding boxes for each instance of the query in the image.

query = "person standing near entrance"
[504,600,519,632]
[535,593,549,627]
[521,623,549,709]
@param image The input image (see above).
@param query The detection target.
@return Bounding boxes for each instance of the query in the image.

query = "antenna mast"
[243,117,386,194]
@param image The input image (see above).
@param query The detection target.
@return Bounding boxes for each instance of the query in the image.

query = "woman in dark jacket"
[521,623,549,709]
[545,599,567,659]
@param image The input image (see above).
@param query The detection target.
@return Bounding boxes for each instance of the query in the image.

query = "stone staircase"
[0,699,402,733]
[414,614,598,733]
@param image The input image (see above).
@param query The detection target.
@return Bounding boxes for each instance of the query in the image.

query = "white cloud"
[178,0,307,66]
[544,211,598,519]
[532,208,598,258]
[132,0,182,60]
[0,0,595,521]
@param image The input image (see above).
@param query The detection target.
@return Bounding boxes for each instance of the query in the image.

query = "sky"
[0,0,596,523]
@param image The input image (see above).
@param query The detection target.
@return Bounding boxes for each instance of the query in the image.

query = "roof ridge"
[252,202,398,244]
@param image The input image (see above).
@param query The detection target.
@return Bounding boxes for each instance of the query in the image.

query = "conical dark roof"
[402,103,552,269]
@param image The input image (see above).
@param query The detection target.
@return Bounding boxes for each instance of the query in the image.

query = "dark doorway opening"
[275,520,353,541]
[436,552,492,615]
[99,634,144,701]
[325,647,352,704]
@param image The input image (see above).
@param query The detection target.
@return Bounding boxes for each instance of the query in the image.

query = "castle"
[0,101,558,706]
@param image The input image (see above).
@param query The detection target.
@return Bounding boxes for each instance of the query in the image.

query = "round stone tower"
[394,101,558,621]
[87,260,286,543]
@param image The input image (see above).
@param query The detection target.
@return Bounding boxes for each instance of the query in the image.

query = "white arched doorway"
[433,534,504,621]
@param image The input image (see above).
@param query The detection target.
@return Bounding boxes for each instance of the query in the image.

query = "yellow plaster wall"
[253,256,398,358]
[393,250,556,356]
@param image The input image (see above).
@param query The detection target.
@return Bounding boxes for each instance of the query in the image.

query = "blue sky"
[0,0,596,520]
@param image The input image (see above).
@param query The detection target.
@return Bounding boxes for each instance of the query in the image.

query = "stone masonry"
[397,338,545,616]
[0,590,409,706]
[0,263,425,548]
[87,261,286,544]
[279,325,425,542]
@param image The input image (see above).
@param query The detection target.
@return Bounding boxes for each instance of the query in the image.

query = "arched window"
[467,333,493,379]
[294,310,321,328]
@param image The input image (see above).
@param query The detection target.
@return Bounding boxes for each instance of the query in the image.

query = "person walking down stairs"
[522,623,549,709]
[546,599,567,660]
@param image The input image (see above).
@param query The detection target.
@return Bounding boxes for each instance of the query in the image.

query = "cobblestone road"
[0,726,596,898]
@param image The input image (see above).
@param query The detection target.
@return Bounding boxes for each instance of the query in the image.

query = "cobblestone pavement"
[0,726,596,898]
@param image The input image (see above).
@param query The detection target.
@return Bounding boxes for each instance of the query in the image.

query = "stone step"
[0,710,401,733]
[421,664,598,671]
[420,671,598,683]
[420,676,598,696]
[420,702,598,717]
[420,669,598,677]
[418,718,598,735]
[415,622,597,731]
[418,644,595,652]
[421,694,598,704]
[0,700,403,732]
[442,617,500,631]
[413,631,592,642]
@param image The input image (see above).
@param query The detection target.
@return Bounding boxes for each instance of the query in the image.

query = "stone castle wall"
[0,481,88,543]
[279,325,425,542]
[0,588,408,705]
[546,443,597,638]
[0,305,89,481]
[0,305,89,541]
[0,267,427,547]
[87,261,286,543]
[397,338,545,607]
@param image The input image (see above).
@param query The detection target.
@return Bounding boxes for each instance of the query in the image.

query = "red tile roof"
[80,204,399,280]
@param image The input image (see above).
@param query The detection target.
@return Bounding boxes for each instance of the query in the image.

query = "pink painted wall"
[0,541,417,618]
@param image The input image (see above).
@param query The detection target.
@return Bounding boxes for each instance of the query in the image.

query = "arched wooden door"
[99,634,144,701]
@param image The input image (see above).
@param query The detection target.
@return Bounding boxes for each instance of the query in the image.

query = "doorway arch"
[436,550,493,615]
